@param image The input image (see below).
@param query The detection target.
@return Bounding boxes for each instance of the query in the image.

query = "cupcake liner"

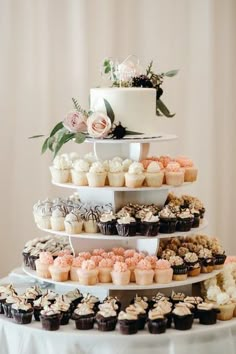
[74,315,95,330]
[41,314,62,331]
[176,218,193,232]
[159,219,177,234]
[60,310,71,325]
[3,303,13,318]
[28,255,39,271]
[192,216,200,228]
[140,222,160,237]
[198,309,219,325]
[137,313,147,330]
[147,318,167,334]
[98,221,117,235]
[172,265,188,275]
[34,307,42,321]
[119,319,138,335]
[22,252,30,267]
[0,299,6,314]
[214,254,226,265]
[172,313,194,330]
[12,309,33,325]
[96,315,117,331]
[116,223,137,237]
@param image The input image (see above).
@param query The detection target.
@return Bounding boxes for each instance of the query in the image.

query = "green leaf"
[104,66,111,74]
[28,134,45,139]
[49,121,64,137]
[156,99,175,118]
[125,130,143,135]
[104,59,110,66]
[103,98,115,124]
[53,133,75,158]
[163,69,179,77]
[74,133,86,144]
[72,97,80,112]
[41,137,50,154]
[48,136,55,151]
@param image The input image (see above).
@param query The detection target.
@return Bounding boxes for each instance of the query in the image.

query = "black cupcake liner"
[73,314,95,330]
[41,314,62,331]
[98,221,117,235]
[119,319,138,335]
[140,222,160,237]
[192,216,200,228]
[0,299,6,314]
[11,309,33,325]
[197,309,219,325]
[159,219,177,234]
[176,218,193,232]
[214,254,226,265]
[172,313,194,330]
[60,310,71,325]
[28,255,39,271]
[199,257,215,267]
[22,252,30,267]
[172,265,188,275]
[116,222,137,237]
[3,303,13,318]
[96,315,117,331]
[147,318,167,334]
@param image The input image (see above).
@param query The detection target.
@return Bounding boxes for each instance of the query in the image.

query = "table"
[0,269,236,354]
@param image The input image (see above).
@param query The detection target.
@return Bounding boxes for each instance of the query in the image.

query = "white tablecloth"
[1,269,236,354]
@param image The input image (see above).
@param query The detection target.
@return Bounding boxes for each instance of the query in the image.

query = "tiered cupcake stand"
[1,135,236,354]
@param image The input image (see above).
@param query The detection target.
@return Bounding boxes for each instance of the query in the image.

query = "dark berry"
[132,75,153,88]
[156,86,163,100]
[112,122,127,139]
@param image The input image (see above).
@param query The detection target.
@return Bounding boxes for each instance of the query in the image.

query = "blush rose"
[63,110,87,133]
[87,112,111,138]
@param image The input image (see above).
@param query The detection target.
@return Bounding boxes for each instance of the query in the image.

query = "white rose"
[87,112,111,138]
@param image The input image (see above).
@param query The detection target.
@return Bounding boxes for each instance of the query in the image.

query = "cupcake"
[125,162,145,188]
[102,296,121,314]
[49,256,70,282]
[24,286,41,305]
[131,295,149,313]
[165,162,184,186]
[77,260,98,285]
[170,291,186,305]
[33,296,51,321]
[126,304,147,330]
[154,259,173,284]
[98,258,113,283]
[176,209,194,232]
[81,294,100,313]
[125,257,138,282]
[184,252,201,277]
[50,207,66,231]
[212,244,226,270]
[116,215,137,236]
[216,293,235,321]
[122,159,132,172]
[134,259,154,286]
[64,289,83,309]
[70,257,84,281]
[140,212,160,236]
[198,248,215,273]
[197,302,219,325]
[144,161,164,187]
[191,208,201,228]
[35,252,54,279]
[98,212,117,235]
[11,301,33,324]
[35,202,52,229]
[111,262,131,285]
[108,160,125,187]
[40,308,62,331]
[64,212,83,234]
[83,209,99,233]
[71,159,89,186]
[172,305,194,330]
[151,301,172,328]
[159,207,177,234]
[72,303,95,330]
[147,310,167,334]
[86,162,107,187]
[118,311,138,335]
[49,154,72,183]
[96,308,117,331]
[43,289,58,305]
[51,296,71,325]
[169,256,188,281]
[175,156,198,182]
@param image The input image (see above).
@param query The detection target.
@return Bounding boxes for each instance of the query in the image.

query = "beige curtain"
[0,0,235,277]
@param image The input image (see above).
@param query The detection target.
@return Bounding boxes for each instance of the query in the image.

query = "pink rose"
[87,112,111,138]
[63,110,87,133]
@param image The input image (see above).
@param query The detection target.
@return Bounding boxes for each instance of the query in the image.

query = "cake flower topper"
[102,55,178,117]
[29,97,142,158]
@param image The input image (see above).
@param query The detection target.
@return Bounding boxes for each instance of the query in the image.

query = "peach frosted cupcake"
[70,257,85,281]
[144,161,164,187]
[86,162,107,187]
[125,162,145,188]
[49,256,70,282]
[77,260,98,285]
[71,159,90,186]
[49,155,72,183]
[92,248,105,256]
[134,259,154,285]
[111,262,131,285]
[35,252,54,279]
[175,156,198,182]
[90,255,103,266]
[98,259,114,283]
[124,249,136,259]
[154,259,173,284]
[108,160,125,187]
[125,257,138,282]
[165,162,184,186]
[112,247,125,256]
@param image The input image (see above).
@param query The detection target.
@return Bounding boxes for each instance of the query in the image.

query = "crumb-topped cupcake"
[184,252,201,277]
[169,256,188,281]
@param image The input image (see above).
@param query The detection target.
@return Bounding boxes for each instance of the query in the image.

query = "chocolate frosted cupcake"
[116,215,137,237]
[172,305,194,330]
[176,209,194,232]
[159,207,177,234]
[40,308,62,331]
[72,303,95,330]
[140,212,160,237]
[11,301,33,324]
[148,311,167,334]
[118,311,139,335]
[169,256,188,281]
[98,212,117,235]
[184,252,201,277]
[96,308,117,331]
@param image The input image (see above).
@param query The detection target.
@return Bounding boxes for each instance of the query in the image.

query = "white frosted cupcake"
[71,159,90,186]
[50,208,66,231]
[64,212,83,234]
[125,162,145,188]
[145,161,164,187]
[35,201,52,229]
[122,159,133,172]
[49,155,72,183]
[108,160,125,187]
[86,162,107,187]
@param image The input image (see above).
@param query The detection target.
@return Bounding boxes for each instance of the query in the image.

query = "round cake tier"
[23,266,221,290]
[85,134,177,143]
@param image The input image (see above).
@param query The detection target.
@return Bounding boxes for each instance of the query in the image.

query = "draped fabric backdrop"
[0,0,235,277]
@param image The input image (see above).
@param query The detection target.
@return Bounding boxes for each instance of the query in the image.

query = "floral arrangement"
[30,98,141,157]
[102,55,178,117]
